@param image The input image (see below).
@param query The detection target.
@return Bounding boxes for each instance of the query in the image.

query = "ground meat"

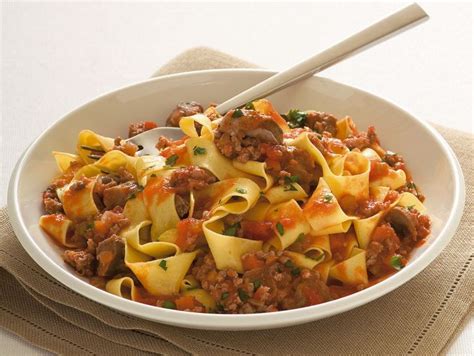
[398,181,425,202]
[128,121,157,138]
[156,136,177,150]
[175,218,205,252]
[94,175,118,197]
[262,144,322,193]
[342,125,379,151]
[42,185,63,214]
[383,151,405,168]
[96,234,127,277]
[168,166,217,194]
[214,109,284,163]
[166,101,203,127]
[113,137,139,156]
[93,169,138,210]
[102,181,139,209]
[93,206,130,243]
[305,111,337,135]
[191,251,331,313]
[366,223,400,276]
[69,180,86,191]
[63,250,96,277]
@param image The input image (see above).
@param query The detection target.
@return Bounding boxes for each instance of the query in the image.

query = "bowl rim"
[7,68,466,330]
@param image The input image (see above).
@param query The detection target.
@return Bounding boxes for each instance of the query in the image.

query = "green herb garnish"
[390,255,404,270]
[193,146,206,155]
[322,193,333,203]
[221,292,229,300]
[284,260,294,269]
[244,102,255,110]
[162,300,176,309]
[406,182,417,189]
[236,187,247,194]
[159,260,168,271]
[407,205,415,211]
[253,280,261,291]
[232,109,244,118]
[291,267,301,276]
[165,154,179,166]
[296,233,305,243]
[238,288,249,302]
[276,222,285,235]
[284,175,299,191]
[286,109,307,128]
[223,223,240,236]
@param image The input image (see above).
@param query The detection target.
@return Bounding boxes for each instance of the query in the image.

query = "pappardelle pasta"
[40,99,431,313]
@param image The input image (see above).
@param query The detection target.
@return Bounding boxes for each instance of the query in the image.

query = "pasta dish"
[40,99,431,313]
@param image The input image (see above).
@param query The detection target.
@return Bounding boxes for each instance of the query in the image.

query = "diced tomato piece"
[176,218,203,251]
[369,160,390,180]
[143,121,158,130]
[371,224,398,243]
[241,220,274,242]
[241,253,265,271]
[175,295,197,310]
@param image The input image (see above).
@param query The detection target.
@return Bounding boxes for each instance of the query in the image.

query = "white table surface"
[1,1,472,354]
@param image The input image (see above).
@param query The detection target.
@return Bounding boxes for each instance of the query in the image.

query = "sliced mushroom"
[175,193,190,219]
[166,101,204,127]
[246,119,284,144]
[385,206,417,240]
[96,234,126,277]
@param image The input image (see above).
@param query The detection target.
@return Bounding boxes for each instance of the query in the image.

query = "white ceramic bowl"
[8,69,465,330]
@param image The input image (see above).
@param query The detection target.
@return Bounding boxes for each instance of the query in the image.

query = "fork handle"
[215,3,428,115]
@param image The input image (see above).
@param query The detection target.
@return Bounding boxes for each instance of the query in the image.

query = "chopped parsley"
[236,187,247,194]
[291,267,301,276]
[86,223,94,230]
[390,255,404,270]
[223,223,240,236]
[238,288,249,302]
[285,109,307,129]
[193,146,206,155]
[232,108,244,118]
[407,205,415,211]
[165,154,179,166]
[276,222,285,235]
[322,193,333,203]
[296,233,305,243]
[284,260,294,268]
[159,260,168,271]
[244,102,255,110]
[162,300,176,309]
[253,280,261,291]
[284,175,299,191]
[221,292,229,300]
[284,260,300,276]
[406,182,417,189]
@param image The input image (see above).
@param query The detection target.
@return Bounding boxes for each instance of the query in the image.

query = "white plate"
[7,69,465,330]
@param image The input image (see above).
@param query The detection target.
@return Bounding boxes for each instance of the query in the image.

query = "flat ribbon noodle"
[202,178,263,273]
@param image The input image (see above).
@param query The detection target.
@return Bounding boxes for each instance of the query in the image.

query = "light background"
[1,1,472,354]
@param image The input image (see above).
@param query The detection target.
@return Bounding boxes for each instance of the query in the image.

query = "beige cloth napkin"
[1,47,472,356]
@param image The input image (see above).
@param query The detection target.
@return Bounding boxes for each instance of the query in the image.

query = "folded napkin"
[1,47,472,356]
